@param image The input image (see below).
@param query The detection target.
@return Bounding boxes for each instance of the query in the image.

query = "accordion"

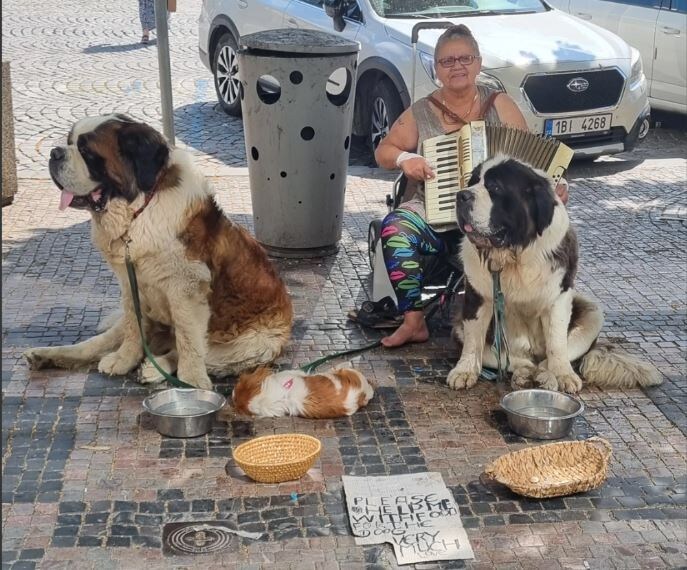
[422,121,574,226]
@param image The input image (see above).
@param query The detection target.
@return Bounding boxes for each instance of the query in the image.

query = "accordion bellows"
[422,121,574,226]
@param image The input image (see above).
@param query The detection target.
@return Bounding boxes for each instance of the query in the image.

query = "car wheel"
[368,219,382,269]
[369,79,404,157]
[213,32,242,117]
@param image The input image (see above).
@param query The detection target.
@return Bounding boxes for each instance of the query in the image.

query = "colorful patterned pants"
[380,207,446,313]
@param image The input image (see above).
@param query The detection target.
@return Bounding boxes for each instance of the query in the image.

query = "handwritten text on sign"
[342,473,474,565]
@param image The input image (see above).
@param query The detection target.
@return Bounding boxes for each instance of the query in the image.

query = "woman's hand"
[399,155,435,182]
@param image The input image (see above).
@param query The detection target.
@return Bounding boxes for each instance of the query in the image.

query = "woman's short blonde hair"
[434,25,480,61]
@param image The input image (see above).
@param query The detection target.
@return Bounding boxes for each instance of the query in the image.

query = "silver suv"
[198,0,651,158]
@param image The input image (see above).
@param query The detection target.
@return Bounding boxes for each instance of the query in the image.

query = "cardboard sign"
[342,472,474,565]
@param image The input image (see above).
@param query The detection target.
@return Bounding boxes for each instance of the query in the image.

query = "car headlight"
[419,51,438,84]
[477,71,505,92]
[629,48,644,87]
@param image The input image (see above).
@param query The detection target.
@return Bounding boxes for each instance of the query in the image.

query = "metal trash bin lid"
[239,28,360,55]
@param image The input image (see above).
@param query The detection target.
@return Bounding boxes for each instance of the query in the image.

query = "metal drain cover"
[163,521,238,556]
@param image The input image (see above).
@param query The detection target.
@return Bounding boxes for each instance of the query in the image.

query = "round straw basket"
[484,436,612,498]
[232,434,322,483]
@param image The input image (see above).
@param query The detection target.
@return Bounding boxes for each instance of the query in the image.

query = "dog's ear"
[467,163,483,187]
[532,176,556,236]
[117,123,169,193]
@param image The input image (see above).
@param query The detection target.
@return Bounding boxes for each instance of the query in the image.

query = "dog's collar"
[132,174,163,220]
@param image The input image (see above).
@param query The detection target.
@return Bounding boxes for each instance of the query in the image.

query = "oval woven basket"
[232,434,322,484]
[484,436,612,498]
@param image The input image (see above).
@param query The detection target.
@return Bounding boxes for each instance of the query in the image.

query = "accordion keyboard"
[421,122,573,227]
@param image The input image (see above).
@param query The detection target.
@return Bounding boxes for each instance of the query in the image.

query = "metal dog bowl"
[500,389,584,440]
[142,388,226,438]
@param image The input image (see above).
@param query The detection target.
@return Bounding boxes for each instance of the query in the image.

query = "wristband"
[395,151,422,168]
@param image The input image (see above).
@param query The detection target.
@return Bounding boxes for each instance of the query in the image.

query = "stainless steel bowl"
[500,389,584,440]
[142,388,226,438]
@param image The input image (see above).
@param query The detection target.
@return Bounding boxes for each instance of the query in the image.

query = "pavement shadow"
[82,42,150,54]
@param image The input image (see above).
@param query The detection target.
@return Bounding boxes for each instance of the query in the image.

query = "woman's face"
[435,38,482,93]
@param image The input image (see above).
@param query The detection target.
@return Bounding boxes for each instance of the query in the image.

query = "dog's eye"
[488,182,502,194]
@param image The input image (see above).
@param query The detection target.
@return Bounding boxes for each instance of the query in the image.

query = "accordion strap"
[428,91,500,126]
[479,92,499,117]
[427,94,466,126]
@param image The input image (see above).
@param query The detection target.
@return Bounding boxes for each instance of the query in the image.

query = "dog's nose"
[50,147,66,162]
[457,190,474,204]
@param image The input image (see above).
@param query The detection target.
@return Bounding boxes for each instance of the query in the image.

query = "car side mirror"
[324,0,347,32]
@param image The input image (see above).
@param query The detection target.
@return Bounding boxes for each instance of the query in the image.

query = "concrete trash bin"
[238,29,360,257]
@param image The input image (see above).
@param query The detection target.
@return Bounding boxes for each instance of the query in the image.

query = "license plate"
[545,114,612,136]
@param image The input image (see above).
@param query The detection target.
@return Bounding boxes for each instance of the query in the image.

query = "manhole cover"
[162,521,238,556]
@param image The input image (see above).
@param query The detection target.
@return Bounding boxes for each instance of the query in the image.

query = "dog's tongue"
[59,191,74,211]
[463,223,474,233]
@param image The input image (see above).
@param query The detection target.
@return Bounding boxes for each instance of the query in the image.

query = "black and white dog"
[448,155,661,394]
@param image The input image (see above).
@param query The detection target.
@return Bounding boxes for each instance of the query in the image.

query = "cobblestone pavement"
[2,0,687,568]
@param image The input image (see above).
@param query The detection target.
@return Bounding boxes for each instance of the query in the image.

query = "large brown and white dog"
[23,115,293,389]
[448,155,662,394]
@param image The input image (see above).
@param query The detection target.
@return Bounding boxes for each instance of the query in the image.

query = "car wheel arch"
[353,58,410,137]
[209,15,240,71]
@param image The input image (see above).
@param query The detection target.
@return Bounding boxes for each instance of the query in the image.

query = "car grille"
[523,69,625,114]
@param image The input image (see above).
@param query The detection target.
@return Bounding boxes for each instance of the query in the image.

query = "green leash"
[125,245,196,390]
[479,268,510,382]
[299,340,382,374]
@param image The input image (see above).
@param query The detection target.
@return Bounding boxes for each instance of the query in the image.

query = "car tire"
[368,219,382,269]
[368,79,404,159]
[213,32,242,117]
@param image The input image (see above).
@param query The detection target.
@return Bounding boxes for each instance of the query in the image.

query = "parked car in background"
[547,0,686,114]
[198,0,652,159]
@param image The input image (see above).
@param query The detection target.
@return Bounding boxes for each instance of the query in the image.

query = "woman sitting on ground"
[374,24,569,348]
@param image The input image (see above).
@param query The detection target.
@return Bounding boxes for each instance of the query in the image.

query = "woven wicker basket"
[484,437,612,498]
[232,434,322,484]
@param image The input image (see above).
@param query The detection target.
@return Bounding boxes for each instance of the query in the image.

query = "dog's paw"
[558,372,583,394]
[177,368,213,391]
[23,348,52,370]
[511,363,536,390]
[139,361,168,385]
[98,352,138,376]
[534,369,560,391]
[447,363,479,391]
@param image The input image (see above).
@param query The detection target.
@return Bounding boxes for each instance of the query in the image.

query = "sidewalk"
[2,159,686,569]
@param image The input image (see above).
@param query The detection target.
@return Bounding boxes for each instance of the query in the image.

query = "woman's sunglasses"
[436,55,481,68]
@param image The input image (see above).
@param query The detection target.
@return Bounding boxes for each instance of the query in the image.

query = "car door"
[652,0,687,107]
[237,0,291,35]
[284,0,362,42]
[564,0,660,87]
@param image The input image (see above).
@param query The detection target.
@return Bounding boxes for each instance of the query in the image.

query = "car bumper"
[199,47,211,72]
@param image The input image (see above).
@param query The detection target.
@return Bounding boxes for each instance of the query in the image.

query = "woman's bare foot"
[381,311,429,348]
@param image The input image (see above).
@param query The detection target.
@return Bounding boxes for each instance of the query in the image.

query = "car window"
[602,0,660,8]
[297,0,363,20]
[669,0,686,11]
[369,0,548,17]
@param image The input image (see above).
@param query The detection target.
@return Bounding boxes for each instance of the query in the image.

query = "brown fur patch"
[180,198,293,342]
[232,366,273,415]
[85,124,134,191]
[303,368,366,419]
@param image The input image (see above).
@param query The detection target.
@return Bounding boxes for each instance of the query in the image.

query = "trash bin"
[238,29,360,258]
